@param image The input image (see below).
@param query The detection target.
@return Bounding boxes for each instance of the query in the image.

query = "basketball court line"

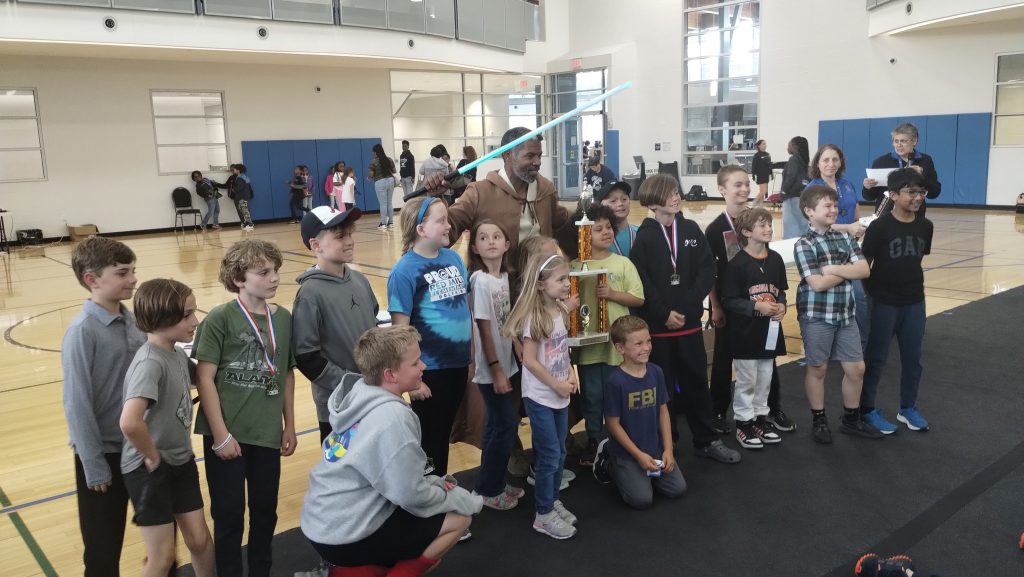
[0,484,58,577]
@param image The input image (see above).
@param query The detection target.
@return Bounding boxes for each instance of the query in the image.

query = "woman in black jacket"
[780,136,810,239]
[750,139,773,206]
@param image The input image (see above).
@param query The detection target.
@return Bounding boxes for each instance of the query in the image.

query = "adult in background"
[418,145,451,203]
[862,123,941,218]
[806,144,869,349]
[750,139,772,206]
[780,136,810,239]
[452,145,479,202]
[583,153,616,193]
[368,143,397,230]
[399,140,415,201]
[423,126,571,285]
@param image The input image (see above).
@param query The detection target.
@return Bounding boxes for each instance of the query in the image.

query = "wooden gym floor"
[2,201,1023,576]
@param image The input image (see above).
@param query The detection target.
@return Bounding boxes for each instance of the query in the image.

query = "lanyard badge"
[235,298,279,396]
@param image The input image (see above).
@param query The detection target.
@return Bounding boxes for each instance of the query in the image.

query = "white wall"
[0,56,394,237]
[760,0,1022,205]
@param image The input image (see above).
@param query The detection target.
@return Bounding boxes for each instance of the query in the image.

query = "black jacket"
[780,155,809,199]
[751,151,773,182]
[862,150,940,215]
[630,214,715,333]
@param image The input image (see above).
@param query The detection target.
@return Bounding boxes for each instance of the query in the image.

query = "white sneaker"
[552,500,577,525]
[527,468,569,491]
[533,511,576,540]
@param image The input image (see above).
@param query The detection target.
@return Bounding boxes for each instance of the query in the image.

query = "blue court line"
[0,425,322,517]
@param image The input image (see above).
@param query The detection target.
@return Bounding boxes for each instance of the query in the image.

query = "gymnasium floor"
[1,200,1022,576]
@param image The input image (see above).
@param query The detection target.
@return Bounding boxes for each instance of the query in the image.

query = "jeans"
[524,398,567,515]
[578,363,613,441]
[401,176,415,199]
[289,195,304,220]
[374,177,395,225]
[474,373,521,498]
[649,332,717,447]
[853,279,870,352]
[782,196,808,240]
[75,453,128,577]
[411,367,467,476]
[201,197,220,227]
[203,437,281,577]
[861,299,926,411]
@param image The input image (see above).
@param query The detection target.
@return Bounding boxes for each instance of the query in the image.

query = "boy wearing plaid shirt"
[794,186,883,444]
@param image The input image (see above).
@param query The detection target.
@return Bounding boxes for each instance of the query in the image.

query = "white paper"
[865,168,895,185]
[765,320,780,351]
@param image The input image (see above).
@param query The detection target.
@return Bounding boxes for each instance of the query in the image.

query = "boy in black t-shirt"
[859,168,934,434]
[593,316,687,509]
[722,208,789,449]
[706,165,794,435]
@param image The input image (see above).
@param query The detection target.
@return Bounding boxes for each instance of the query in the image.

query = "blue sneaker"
[897,407,929,431]
[862,409,897,435]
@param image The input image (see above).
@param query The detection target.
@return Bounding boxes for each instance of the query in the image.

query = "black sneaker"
[579,438,599,467]
[854,553,915,577]
[766,409,796,432]
[711,413,731,434]
[841,417,885,439]
[754,417,782,444]
[592,438,612,484]
[734,420,764,449]
[813,418,832,444]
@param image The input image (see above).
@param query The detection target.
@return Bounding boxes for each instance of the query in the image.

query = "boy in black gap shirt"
[706,165,795,435]
[859,168,934,434]
[722,208,788,449]
[630,174,741,464]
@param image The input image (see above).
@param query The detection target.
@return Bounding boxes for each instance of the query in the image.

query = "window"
[150,91,229,175]
[683,0,761,174]
[994,53,1024,146]
[0,89,46,182]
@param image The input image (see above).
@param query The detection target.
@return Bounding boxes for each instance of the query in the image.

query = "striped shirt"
[794,227,863,326]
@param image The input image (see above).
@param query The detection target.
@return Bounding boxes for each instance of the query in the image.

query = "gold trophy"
[567,184,610,347]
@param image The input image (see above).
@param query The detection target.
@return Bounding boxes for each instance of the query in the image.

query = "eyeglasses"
[892,138,914,146]
[899,188,927,198]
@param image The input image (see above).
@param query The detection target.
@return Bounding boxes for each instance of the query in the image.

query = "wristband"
[488,360,500,367]
[212,433,233,452]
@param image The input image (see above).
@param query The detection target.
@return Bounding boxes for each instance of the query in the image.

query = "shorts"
[755,175,770,185]
[799,316,862,366]
[309,506,445,567]
[123,459,204,527]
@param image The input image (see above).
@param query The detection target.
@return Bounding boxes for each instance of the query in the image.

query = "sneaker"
[378,224,388,230]
[854,553,915,577]
[387,223,395,229]
[754,417,782,444]
[841,417,885,439]
[578,438,599,467]
[532,511,576,540]
[734,420,764,450]
[527,469,570,491]
[552,500,577,525]
[503,484,525,500]
[862,409,898,435]
[765,409,796,432]
[243,224,254,231]
[507,451,530,478]
[897,407,929,431]
[562,469,576,483]
[711,413,731,434]
[697,439,742,463]
[292,559,328,577]
[1019,531,1024,550]
[813,418,832,444]
[458,528,472,542]
[592,438,612,485]
[211,224,222,230]
[478,491,519,511]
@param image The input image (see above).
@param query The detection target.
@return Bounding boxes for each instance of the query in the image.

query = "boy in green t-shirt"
[194,239,297,577]
[571,204,645,466]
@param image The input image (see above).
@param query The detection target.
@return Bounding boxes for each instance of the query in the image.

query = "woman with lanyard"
[805,143,870,350]
[862,122,941,218]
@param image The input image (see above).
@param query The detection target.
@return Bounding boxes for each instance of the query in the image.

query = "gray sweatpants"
[607,453,687,510]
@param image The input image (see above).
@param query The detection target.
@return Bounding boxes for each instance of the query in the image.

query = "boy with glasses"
[859,168,934,434]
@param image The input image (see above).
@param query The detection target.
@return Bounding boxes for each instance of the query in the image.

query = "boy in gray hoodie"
[294,205,380,442]
[301,325,481,576]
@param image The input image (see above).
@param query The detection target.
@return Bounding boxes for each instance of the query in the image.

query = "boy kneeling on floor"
[300,326,483,577]
[593,315,687,509]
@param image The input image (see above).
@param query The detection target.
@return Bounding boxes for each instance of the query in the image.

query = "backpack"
[685,185,707,201]
[324,172,334,196]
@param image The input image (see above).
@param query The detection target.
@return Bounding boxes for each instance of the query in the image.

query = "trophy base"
[567,332,610,347]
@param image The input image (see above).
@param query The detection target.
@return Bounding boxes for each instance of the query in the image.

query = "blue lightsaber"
[403,80,633,201]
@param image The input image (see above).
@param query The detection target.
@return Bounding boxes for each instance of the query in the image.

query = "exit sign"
[571,58,582,70]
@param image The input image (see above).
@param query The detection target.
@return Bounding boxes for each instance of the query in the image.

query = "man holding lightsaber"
[421,126,571,280]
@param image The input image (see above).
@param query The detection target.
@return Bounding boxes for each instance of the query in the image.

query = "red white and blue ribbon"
[235,297,277,376]
[659,218,678,272]
[612,226,636,256]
